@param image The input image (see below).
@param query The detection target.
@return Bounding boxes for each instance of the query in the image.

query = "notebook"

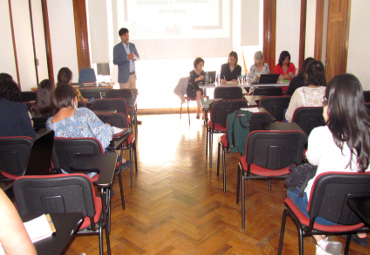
[258,74,280,84]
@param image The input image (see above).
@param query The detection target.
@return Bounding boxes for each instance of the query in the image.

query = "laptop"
[206,71,216,84]
[258,74,280,84]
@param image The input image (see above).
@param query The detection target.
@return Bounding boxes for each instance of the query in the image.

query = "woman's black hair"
[304,60,326,86]
[326,73,370,172]
[297,57,314,76]
[57,67,72,85]
[53,84,77,110]
[278,51,291,66]
[228,51,238,65]
[0,79,21,102]
[0,73,13,82]
[31,79,56,117]
[193,57,205,69]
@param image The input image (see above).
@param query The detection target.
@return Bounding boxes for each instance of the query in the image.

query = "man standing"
[113,28,140,89]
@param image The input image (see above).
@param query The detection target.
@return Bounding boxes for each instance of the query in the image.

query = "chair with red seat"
[53,137,126,210]
[207,99,248,167]
[278,172,370,255]
[14,173,110,255]
[96,113,137,187]
[217,111,273,193]
[292,107,325,136]
[258,95,291,121]
[236,130,306,229]
[0,130,54,180]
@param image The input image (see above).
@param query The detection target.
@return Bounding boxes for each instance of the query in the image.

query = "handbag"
[285,163,317,197]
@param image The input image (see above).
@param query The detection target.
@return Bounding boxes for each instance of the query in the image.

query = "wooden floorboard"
[65,114,370,255]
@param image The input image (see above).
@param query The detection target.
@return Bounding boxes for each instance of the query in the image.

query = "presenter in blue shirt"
[113,28,140,89]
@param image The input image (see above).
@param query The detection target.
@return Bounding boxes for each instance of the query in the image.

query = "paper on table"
[241,107,260,113]
[112,126,129,138]
[24,214,56,243]
[112,126,124,134]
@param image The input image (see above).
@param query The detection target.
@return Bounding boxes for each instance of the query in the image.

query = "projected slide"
[118,0,229,39]
[113,0,231,59]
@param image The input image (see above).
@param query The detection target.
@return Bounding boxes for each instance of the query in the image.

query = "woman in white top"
[285,60,326,122]
[248,51,270,83]
[287,73,370,254]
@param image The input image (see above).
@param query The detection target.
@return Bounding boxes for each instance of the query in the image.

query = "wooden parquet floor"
[65,114,370,255]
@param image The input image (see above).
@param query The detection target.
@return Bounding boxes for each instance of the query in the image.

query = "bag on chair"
[226,109,252,155]
[285,163,317,197]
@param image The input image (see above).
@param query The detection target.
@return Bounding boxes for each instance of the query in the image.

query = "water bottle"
[205,72,209,85]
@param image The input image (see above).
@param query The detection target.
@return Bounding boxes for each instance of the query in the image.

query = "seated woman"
[274,50,296,81]
[46,84,130,175]
[186,57,205,119]
[0,189,37,255]
[285,60,326,122]
[248,51,270,83]
[57,67,88,103]
[30,79,57,118]
[220,51,241,84]
[0,79,36,138]
[286,57,314,95]
[287,73,370,254]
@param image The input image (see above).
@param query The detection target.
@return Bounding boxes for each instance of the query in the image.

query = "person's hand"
[220,79,227,84]
[105,123,111,126]
[127,53,136,60]
[288,72,294,78]
[255,75,260,81]
[198,75,204,81]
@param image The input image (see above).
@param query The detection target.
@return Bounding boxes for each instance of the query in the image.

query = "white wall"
[47,0,79,83]
[347,0,370,90]
[0,0,17,80]
[11,0,38,90]
[276,0,301,71]
[305,0,316,59]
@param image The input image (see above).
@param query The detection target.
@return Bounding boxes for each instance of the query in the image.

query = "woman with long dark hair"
[286,57,314,95]
[30,79,56,118]
[287,73,370,254]
[220,51,242,84]
[274,50,296,81]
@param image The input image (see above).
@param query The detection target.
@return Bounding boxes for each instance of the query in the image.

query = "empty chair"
[92,98,129,116]
[217,111,273,192]
[20,91,37,102]
[278,172,370,255]
[105,89,136,99]
[364,90,370,103]
[292,107,325,136]
[53,137,126,210]
[258,95,291,121]
[0,130,54,180]
[97,113,137,187]
[252,86,283,96]
[78,68,97,84]
[214,86,243,99]
[80,89,102,100]
[207,99,248,167]
[14,174,111,255]
[236,130,306,229]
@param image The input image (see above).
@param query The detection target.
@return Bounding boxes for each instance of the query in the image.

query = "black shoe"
[352,235,368,247]
[121,160,132,171]
[342,234,368,247]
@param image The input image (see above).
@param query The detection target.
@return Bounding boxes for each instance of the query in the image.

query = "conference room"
[1,0,370,254]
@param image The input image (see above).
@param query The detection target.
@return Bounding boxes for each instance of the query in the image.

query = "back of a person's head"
[0,73,13,82]
[298,57,314,76]
[53,84,77,110]
[326,73,370,172]
[57,67,72,85]
[0,79,21,102]
[304,60,326,86]
[33,79,56,116]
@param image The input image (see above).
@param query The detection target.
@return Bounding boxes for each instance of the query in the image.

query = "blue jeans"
[287,189,336,226]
